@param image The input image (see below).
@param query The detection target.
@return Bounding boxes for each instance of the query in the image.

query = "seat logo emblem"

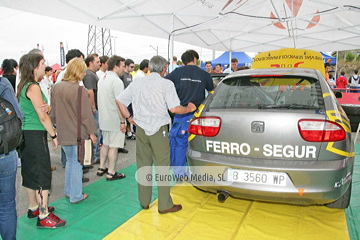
[251,121,264,133]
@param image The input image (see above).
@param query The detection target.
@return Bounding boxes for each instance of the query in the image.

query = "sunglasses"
[129,66,134,68]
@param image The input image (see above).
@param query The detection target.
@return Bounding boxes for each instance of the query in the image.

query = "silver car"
[187,68,353,209]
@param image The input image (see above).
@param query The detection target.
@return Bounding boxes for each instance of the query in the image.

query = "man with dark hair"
[120,59,135,88]
[116,55,196,214]
[56,49,85,83]
[214,63,223,73]
[187,49,199,61]
[324,63,331,83]
[336,71,348,91]
[205,61,214,73]
[65,49,85,64]
[224,58,239,73]
[349,69,359,93]
[120,58,136,142]
[39,66,53,105]
[97,55,127,180]
[97,56,109,80]
[165,50,214,178]
[83,53,101,164]
[133,59,149,81]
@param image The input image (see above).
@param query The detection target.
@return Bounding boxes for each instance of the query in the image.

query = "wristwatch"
[50,133,57,139]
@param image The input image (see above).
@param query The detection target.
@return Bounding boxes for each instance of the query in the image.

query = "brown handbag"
[77,86,94,166]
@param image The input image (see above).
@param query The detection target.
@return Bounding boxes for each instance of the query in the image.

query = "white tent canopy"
[1,0,359,53]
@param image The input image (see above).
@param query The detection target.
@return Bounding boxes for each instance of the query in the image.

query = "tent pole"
[229,51,232,71]
[212,50,215,60]
[169,14,175,66]
[335,51,338,78]
[229,39,232,71]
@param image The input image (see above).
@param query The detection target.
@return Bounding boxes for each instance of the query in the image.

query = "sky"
[0,6,243,67]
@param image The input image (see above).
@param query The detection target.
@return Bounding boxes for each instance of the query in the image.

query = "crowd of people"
[4,46,356,239]
[0,47,217,239]
[324,62,360,91]
[204,58,250,74]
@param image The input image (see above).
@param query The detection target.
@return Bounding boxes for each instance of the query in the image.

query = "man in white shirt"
[223,58,239,73]
[96,56,109,80]
[39,66,53,105]
[97,55,127,181]
[133,59,149,81]
[116,55,196,213]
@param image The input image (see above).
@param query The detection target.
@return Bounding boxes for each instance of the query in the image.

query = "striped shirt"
[116,72,180,136]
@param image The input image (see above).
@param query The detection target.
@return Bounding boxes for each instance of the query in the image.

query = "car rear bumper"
[187,149,353,205]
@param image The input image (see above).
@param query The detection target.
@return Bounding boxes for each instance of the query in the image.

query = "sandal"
[106,172,126,181]
[71,193,89,204]
[96,168,108,176]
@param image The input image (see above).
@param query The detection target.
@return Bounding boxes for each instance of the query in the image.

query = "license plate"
[227,169,287,186]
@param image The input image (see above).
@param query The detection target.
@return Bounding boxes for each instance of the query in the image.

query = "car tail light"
[189,117,221,137]
[298,120,346,142]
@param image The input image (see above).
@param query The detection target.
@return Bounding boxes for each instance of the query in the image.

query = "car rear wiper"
[258,104,291,109]
[258,103,317,109]
[287,104,318,109]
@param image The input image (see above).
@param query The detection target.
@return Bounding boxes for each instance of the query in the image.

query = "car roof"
[226,68,322,79]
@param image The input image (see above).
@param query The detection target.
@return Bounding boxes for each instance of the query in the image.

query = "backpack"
[0,96,23,154]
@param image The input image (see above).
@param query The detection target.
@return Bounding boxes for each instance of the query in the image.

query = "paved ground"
[15,138,137,217]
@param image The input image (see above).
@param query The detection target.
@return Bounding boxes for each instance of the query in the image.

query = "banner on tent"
[252,48,326,77]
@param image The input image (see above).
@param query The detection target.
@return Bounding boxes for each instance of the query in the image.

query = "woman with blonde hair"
[17,53,66,229]
[50,58,96,204]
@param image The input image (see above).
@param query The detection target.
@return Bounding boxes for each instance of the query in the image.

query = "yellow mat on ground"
[105,182,349,240]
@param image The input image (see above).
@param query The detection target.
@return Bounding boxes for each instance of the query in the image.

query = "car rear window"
[208,76,324,109]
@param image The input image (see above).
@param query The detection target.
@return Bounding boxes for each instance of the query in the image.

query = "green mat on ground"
[346,144,360,240]
[16,164,159,240]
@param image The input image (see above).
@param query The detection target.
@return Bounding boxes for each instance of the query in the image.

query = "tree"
[134,64,140,72]
[345,52,356,62]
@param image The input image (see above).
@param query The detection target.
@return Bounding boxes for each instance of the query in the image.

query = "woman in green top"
[17,53,66,229]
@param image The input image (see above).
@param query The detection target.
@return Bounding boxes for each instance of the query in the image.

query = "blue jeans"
[93,111,101,163]
[0,150,18,240]
[62,146,83,203]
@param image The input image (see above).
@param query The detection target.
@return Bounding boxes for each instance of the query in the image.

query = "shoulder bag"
[77,86,93,165]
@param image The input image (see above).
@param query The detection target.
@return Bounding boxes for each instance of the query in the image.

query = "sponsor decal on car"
[205,140,317,158]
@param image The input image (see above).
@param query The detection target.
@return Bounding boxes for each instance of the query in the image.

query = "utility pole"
[150,45,158,56]
[111,36,118,55]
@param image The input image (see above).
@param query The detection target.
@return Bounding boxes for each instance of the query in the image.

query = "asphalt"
[15,138,137,218]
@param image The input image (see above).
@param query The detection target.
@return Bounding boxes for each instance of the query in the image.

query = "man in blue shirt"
[0,77,23,240]
[165,50,214,178]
